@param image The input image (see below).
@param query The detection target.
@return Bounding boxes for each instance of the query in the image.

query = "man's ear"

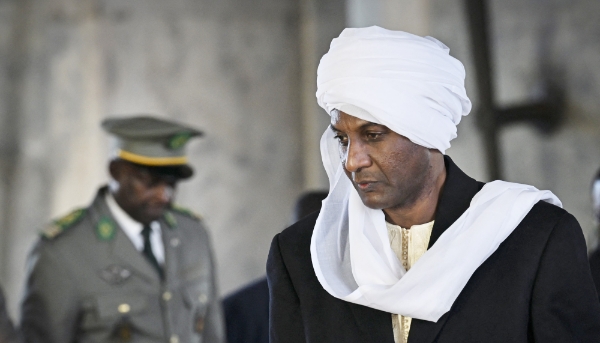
[109,159,123,180]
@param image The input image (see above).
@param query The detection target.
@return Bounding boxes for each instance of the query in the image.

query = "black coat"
[588,247,600,296]
[267,157,600,343]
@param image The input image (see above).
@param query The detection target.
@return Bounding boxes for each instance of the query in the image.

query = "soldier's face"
[330,111,432,212]
[110,161,178,225]
[593,179,600,223]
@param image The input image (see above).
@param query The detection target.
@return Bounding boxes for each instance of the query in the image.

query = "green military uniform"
[20,116,225,343]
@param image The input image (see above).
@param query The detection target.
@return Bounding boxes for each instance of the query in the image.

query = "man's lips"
[355,180,377,190]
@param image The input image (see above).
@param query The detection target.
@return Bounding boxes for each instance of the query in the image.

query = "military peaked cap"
[102,115,203,179]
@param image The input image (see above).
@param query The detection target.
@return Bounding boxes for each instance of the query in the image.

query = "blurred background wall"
[1,0,600,319]
[348,0,600,247]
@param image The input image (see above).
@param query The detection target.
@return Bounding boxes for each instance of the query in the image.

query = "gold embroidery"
[400,227,410,343]
[387,221,434,343]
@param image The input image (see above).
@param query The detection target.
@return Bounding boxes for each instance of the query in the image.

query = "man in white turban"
[267,26,600,343]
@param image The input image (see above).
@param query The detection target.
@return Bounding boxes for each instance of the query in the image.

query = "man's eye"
[334,135,348,146]
[366,132,382,140]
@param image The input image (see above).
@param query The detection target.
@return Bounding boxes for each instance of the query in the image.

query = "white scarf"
[311,27,562,322]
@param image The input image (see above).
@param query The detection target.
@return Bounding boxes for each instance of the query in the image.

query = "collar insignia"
[164,212,178,229]
[96,216,117,241]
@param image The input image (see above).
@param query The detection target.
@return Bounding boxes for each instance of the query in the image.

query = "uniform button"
[120,269,131,278]
[163,291,172,301]
[198,294,208,304]
[117,303,130,313]
[170,334,179,343]
[170,238,180,247]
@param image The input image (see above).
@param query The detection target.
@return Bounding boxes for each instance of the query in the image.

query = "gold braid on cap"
[118,149,188,166]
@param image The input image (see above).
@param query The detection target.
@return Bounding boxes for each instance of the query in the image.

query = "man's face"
[331,111,432,211]
[110,161,178,225]
[593,179,600,223]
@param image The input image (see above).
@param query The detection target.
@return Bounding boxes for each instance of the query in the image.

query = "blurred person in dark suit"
[0,287,20,343]
[588,168,600,295]
[20,116,225,343]
[222,191,327,343]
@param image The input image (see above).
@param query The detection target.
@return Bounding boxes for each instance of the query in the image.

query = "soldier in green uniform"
[20,116,225,343]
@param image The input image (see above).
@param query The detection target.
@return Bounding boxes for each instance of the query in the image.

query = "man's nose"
[344,141,372,173]
[154,183,174,203]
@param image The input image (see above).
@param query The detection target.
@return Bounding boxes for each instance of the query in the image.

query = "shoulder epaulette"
[41,208,86,240]
[171,204,203,221]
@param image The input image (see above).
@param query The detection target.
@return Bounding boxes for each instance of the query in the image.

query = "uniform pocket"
[95,293,148,319]
[181,262,210,281]
[182,284,209,314]
[182,283,211,334]
[81,293,148,331]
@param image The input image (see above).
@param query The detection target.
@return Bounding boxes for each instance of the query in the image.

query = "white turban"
[316,26,471,153]
[310,27,561,322]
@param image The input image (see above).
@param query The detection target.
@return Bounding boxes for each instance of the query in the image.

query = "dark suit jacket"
[223,277,269,343]
[267,157,600,343]
[588,246,600,296]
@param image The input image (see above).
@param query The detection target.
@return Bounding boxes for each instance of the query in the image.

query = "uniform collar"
[104,191,161,251]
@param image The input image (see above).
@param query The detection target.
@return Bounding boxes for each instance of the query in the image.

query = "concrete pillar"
[299,0,346,190]
[0,0,24,292]
[347,0,431,35]
[0,0,110,316]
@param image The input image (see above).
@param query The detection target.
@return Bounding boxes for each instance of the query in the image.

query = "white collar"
[104,192,164,264]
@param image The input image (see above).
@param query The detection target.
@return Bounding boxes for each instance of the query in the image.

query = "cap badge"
[167,132,192,150]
